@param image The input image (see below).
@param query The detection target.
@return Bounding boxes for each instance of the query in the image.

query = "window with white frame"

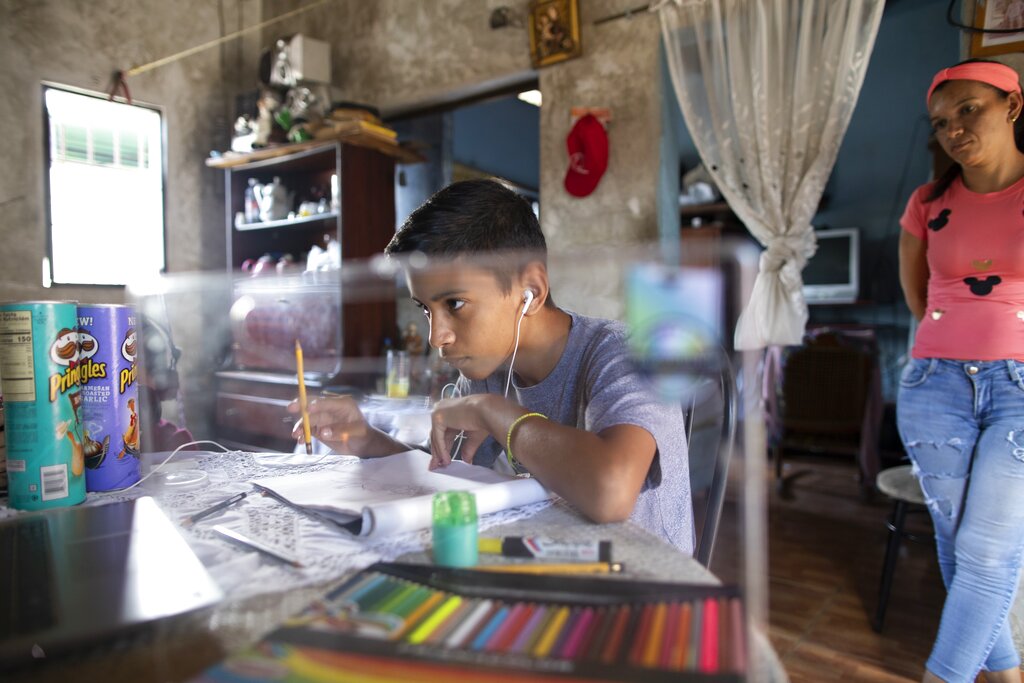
[43,86,165,286]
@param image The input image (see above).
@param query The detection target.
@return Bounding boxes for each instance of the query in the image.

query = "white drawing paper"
[251,450,551,537]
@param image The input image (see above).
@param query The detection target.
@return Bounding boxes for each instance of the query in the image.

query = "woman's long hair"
[926,58,1024,202]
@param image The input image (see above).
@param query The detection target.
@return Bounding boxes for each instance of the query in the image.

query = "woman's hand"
[428,394,509,469]
[287,394,371,454]
[899,231,929,322]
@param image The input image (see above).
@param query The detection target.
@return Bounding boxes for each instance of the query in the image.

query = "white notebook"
[252,450,551,537]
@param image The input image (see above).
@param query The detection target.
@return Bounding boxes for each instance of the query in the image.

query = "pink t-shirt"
[900,174,1024,361]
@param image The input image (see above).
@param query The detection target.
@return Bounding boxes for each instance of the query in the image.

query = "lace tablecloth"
[0,449,552,602]
[3,449,788,683]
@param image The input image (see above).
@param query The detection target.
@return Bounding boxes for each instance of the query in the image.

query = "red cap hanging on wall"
[564,113,609,197]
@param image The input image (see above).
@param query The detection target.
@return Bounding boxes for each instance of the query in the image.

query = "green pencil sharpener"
[432,491,478,567]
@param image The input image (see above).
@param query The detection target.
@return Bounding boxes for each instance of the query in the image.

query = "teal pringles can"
[432,491,478,567]
[0,302,87,509]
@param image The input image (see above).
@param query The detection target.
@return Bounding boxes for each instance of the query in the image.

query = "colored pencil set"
[195,562,748,682]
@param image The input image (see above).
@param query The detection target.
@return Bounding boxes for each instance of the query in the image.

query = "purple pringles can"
[77,305,141,491]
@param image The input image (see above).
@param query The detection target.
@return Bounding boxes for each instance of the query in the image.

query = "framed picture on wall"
[528,0,582,68]
[970,0,1024,57]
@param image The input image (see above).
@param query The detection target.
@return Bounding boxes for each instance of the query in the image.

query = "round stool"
[877,465,925,505]
[872,464,929,632]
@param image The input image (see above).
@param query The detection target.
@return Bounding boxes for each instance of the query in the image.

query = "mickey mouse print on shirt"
[964,275,1002,296]
[927,206,1005,297]
[928,208,952,231]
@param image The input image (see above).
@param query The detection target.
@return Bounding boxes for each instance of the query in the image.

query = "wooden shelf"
[235,211,339,231]
[207,133,425,169]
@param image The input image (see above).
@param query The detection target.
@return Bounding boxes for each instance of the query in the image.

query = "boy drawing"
[291,180,693,553]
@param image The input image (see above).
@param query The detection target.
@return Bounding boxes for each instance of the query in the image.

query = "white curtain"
[660,0,884,349]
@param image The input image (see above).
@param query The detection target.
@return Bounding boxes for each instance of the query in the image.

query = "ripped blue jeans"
[897,358,1024,682]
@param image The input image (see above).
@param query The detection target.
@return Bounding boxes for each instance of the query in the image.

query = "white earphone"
[522,289,535,312]
[505,289,535,397]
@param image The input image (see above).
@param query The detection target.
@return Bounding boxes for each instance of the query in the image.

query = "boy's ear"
[519,261,549,313]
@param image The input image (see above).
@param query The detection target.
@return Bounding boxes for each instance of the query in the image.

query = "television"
[802,227,860,305]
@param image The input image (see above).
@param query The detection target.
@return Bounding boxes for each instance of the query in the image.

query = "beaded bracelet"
[505,412,547,470]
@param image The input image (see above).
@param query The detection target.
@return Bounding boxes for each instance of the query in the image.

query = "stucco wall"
[264,0,665,318]
[0,0,258,302]
[0,0,259,439]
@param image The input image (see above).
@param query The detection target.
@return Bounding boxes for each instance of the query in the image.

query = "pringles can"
[77,305,140,491]
[0,302,87,509]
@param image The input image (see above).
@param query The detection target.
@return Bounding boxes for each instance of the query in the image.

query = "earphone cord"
[504,301,530,399]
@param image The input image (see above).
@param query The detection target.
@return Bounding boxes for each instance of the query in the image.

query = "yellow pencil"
[532,605,571,657]
[474,562,624,575]
[295,339,312,455]
[407,595,462,644]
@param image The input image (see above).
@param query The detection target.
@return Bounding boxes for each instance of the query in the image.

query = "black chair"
[685,350,737,568]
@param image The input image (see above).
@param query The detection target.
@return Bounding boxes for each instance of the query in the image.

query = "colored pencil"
[425,598,474,645]
[510,604,548,653]
[392,586,432,618]
[470,605,510,650]
[599,605,631,665]
[354,577,398,612]
[474,561,623,575]
[574,606,605,661]
[699,597,719,673]
[363,580,409,614]
[660,602,680,669]
[549,607,581,657]
[373,583,418,615]
[672,602,691,670]
[487,602,532,652]
[395,592,446,640]
[332,573,381,606]
[583,607,615,662]
[460,601,503,648]
[444,599,493,648]
[687,600,702,669]
[523,605,558,654]
[295,339,313,455]
[558,606,596,660]
[408,595,463,644]
[628,603,655,666]
[643,602,668,668]
[532,605,571,657]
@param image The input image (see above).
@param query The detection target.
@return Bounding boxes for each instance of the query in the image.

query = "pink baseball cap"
[564,114,609,198]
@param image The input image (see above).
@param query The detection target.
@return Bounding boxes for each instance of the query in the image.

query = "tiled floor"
[712,454,946,682]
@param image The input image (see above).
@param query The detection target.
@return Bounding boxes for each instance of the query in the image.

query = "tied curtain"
[659,0,884,349]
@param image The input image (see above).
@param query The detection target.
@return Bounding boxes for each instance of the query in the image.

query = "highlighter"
[478,536,612,563]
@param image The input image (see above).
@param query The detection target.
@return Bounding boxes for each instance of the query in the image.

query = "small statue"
[403,322,425,356]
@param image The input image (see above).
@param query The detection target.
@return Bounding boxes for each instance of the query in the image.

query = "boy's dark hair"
[927,58,1024,202]
[385,179,547,293]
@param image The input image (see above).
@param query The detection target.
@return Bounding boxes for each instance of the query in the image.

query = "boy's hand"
[287,395,370,454]
[428,394,501,469]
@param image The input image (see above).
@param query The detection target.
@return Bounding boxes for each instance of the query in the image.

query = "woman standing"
[898,59,1024,683]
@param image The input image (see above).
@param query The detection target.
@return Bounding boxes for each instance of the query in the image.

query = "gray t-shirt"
[460,310,693,555]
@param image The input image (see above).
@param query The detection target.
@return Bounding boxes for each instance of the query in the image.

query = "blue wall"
[452,96,540,191]
[815,0,958,305]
